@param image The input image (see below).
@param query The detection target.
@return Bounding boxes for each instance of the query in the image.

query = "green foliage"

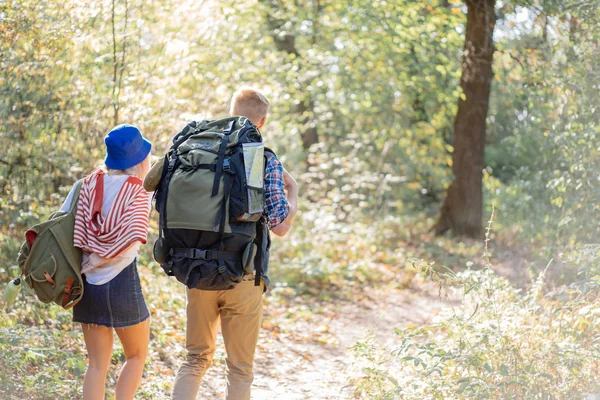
[270,205,403,296]
[488,2,600,257]
[353,257,600,399]
[289,0,462,212]
[1,0,465,232]
[0,296,85,397]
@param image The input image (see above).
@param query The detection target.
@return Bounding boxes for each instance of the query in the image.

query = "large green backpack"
[16,183,84,309]
[153,116,269,290]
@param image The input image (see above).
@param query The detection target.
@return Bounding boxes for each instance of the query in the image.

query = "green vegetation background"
[1,0,599,398]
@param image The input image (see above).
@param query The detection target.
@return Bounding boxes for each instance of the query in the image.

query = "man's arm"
[143,160,164,192]
[271,169,298,237]
[264,155,299,237]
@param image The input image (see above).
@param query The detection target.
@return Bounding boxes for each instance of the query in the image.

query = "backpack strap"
[89,171,105,232]
[61,276,76,309]
[211,121,237,258]
[264,147,276,161]
[211,120,235,197]
[62,182,82,309]
[254,216,267,287]
[68,181,83,213]
[156,155,171,222]
[214,167,235,256]
[156,155,179,259]
[169,248,242,261]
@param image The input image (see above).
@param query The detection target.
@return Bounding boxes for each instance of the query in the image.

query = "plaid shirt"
[264,153,289,229]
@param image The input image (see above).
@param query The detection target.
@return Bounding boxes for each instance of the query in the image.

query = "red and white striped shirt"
[74,169,150,262]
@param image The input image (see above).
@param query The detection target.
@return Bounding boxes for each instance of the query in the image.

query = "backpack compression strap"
[61,276,76,309]
[215,167,234,251]
[211,120,235,197]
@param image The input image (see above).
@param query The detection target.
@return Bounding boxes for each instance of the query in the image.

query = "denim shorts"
[73,260,149,328]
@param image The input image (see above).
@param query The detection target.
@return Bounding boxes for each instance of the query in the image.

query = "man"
[165,86,298,399]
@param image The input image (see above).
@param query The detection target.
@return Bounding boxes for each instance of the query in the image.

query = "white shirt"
[61,175,142,285]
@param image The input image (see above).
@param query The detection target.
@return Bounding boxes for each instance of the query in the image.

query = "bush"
[352,246,600,399]
[269,203,412,296]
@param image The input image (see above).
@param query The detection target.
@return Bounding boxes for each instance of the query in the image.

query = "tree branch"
[111,0,119,125]
[116,0,128,119]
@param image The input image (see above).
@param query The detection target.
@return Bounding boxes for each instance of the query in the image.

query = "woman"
[61,124,152,400]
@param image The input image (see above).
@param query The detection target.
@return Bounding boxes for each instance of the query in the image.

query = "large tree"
[434,0,497,237]
[261,0,319,151]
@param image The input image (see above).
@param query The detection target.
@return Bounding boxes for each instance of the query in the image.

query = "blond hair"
[105,154,151,179]
[229,86,270,125]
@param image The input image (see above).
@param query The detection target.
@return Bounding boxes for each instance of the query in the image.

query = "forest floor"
[0,237,538,400]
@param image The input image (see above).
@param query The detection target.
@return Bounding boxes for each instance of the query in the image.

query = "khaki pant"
[172,275,264,400]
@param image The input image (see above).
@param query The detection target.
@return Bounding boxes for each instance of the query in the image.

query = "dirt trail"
[197,280,454,399]
[191,242,538,400]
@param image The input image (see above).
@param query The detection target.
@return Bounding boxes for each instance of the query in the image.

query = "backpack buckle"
[191,249,207,259]
[223,158,231,172]
[167,157,177,172]
[223,120,235,134]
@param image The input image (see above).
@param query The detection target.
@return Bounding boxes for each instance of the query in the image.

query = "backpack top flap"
[20,183,84,309]
[176,117,260,158]
[164,117,262,232]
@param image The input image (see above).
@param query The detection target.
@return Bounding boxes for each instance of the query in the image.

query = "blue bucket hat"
[104,124,152,170]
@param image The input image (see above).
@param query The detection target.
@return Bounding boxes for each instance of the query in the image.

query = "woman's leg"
[114,318,150,400]
[82,324,114,400]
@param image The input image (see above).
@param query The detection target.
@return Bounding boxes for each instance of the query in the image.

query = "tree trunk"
[295,98,319,150]
[567,14,579,61]
[434,0,496,238]
[262,2,319,151]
